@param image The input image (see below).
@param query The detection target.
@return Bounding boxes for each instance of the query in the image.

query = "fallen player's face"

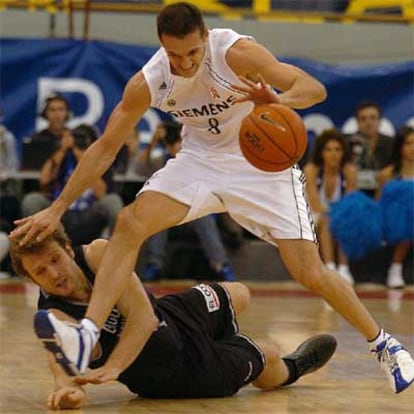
[22,243,81,298]
[161,29,207,78]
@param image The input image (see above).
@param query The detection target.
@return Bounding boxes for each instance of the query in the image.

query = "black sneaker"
[282,334,337,385]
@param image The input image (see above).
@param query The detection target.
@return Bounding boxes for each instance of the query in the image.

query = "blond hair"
[9,226,70,279]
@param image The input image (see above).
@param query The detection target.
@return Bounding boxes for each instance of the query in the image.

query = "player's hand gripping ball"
[239,103,308,172]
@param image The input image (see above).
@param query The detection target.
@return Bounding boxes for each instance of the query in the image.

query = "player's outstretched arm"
[11,71,151,245]
[44,327,87,409]
[227,38,326,109]
[47,384,86,410]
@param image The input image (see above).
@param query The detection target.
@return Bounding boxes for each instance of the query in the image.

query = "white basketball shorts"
[138,149,317,246]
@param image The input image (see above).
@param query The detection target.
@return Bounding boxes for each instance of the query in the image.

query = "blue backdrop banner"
[1,38,413,150]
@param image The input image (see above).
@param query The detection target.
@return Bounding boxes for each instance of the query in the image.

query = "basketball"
[239,103,308,172]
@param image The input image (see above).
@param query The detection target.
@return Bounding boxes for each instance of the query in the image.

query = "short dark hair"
[157,2,205,39]
[311,129,351,167]
[9,225,71,280]
[72,123,100,149]
[355,100,382,119]
[40,94,71,120]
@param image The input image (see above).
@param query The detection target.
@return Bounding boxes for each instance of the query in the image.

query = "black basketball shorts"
[156,282,266,397]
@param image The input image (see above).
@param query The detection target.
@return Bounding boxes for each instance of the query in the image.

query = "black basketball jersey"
[37,246,264,398]
[38,247,202,396]
[37,246,183,392]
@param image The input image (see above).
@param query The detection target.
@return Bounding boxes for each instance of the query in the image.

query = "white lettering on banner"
[405,116,414,128]
[37,77,104,131]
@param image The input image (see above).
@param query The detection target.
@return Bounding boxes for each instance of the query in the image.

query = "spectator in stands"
[377,126,414,288]
[22,120,123,245]
[22,94,74,217]
[30,94,71,147]
[304,129,357,284]
[123,129,142,176]
[139,121,179,174]
[124,126,166,177]
[346,101,393,197]
[138,121,236,282]
[0,115,21,278]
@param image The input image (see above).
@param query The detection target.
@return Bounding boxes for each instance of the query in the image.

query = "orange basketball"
[239,103,308,172]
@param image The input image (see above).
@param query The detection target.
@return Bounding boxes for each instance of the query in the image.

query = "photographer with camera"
[21,95,123,244]
[22,94,81,218]
[139,121,236,282]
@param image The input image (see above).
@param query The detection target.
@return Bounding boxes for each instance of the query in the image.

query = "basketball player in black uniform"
[10,227,337,410]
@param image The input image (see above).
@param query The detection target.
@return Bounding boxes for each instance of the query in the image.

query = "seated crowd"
[1,97,413,287]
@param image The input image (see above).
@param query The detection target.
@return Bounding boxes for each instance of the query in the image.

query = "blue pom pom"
[329,191,384,259]
[380,179,414,244]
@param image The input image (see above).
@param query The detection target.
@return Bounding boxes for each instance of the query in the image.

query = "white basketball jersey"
[142,29,254,154]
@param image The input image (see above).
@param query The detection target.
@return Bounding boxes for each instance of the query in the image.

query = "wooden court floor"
[1,279,413,413]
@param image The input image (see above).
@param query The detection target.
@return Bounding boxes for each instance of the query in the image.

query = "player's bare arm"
[11,71,151,244]
[40,309,88,409]
[76,239,159,384]
[227,38,326,109]
[45,347,86,410]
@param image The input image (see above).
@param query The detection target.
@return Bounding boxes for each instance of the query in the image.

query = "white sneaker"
[0,271,11,280]
[370,334,414,393]
[387,271,405,289]
[34,310,95,376]
[338,266,354,285]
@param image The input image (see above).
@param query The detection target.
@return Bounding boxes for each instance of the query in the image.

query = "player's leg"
[219,281,250,316]
[252,335,337,389]
[86,190,189,327]
[224,163,414,393]
[278,239,378,338]
[34,309,88,409]
[251,342,289,388]
[32,150,229,376]
[34,190,190,376]
[34,309,101,376]
[277,238,414,393]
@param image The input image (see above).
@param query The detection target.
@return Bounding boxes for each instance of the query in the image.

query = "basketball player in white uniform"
[12,2,414,394]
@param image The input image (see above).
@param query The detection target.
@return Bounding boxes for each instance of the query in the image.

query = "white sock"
[368,328,388,348]
[81,318,100,343]
[388,262,403,276]
[326,262,336,271]
[338,264,350,274]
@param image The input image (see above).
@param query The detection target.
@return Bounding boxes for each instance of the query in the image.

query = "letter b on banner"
[37,77,104,130]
